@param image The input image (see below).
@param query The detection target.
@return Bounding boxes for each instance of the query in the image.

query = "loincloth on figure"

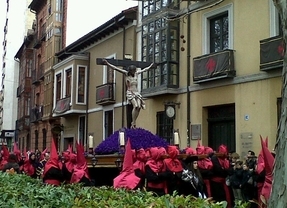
[126,90,146,110]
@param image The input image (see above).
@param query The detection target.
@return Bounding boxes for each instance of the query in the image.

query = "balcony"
[30,105,43,123]
[53,97,71,114]
[193,49,235,84]
[260,36,284,71]
[38,63,44,80]
[32,69,39,85]
[33,39,41,49]
[16,116,30,131]
[96,83,115,105]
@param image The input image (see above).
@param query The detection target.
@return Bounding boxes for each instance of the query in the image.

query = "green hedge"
[0,172,250,208]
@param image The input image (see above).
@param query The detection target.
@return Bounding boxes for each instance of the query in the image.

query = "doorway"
[208,104,235,152]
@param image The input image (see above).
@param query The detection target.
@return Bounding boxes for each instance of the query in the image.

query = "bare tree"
[269,1,287,207]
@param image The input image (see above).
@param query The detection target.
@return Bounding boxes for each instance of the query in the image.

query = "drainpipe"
[85,52,91,151]
[186,0,191,147]
[121,27,126,128]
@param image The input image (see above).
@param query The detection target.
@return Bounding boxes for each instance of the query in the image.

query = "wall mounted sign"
[191,124,201,140]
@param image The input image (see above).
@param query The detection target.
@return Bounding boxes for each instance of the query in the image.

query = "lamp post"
[91,156,98,168]
[115,158,123,171]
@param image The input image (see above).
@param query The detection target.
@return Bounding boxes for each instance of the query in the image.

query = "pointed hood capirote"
[13,142,21,162]
[257,135,267,174]
[122,138,134,171]
[40,148,48,161]
[75,142,86,169]
[70,142,90,184]
[197,139,201,148]
[260,136,274,204]
[2,145,9,161]
[113,138,140,190]
[43,138,61,176]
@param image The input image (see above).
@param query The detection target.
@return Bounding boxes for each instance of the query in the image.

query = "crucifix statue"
[96,58,157,129]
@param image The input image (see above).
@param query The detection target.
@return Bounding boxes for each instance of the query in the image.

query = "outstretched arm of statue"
[103,59,128,75]
[137,63,156,74]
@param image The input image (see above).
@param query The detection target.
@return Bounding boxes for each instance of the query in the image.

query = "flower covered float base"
[85,128,169,168]
[94,128,169,155]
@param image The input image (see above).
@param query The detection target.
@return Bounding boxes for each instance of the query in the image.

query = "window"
[141,18,179,90]
[269,0,283,37]
[77,66,86,103]
[142,0,179,17]
[106,65,114,84]
[25,98,30,116]
[56,73,61,100]
[203,4,233,54]
[26,55,33,77]
[42,129,47,150]
[55,0,63,22]
[210,13,229,53]
[104,110,114,139]
[156,111,173,144]
[26,133,30,151]
[65,68,71,97]
[35,130,39,150]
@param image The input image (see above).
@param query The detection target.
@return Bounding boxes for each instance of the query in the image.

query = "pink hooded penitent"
[70,142,90,183]
[113,138,140,190]
[260,136,274,204]
[13,142,21,162]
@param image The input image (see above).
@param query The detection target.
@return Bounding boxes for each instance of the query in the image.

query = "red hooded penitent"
[113,138,140,190]
[260,136,274,204]
[164,145,183,172]
[43,138,61,176]
[70,142,90,183]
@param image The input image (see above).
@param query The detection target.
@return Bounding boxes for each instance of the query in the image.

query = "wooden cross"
[96,58,155,69]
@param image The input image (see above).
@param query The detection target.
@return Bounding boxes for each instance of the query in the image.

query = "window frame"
[54,70,62,107]
[102,106,114,141]
[269,0,282,37]
[141,18,179,90]
[203,3,234,54]
[156,111,174,144]
[76,65,87,105]
[35,130,39,150]
[42,128,47,150]
[103,54,116,84]
[142,0,179,17]
[64,67,72,98]
[104,109,114,140]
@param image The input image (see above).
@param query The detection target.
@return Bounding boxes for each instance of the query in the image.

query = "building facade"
[55,7,138,151]
[138,0,282,157]
[15,0,67,152]
[0,0,34,151]
[13,0,282,157]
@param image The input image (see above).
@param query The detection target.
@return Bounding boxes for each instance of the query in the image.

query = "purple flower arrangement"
[94,128,169,155]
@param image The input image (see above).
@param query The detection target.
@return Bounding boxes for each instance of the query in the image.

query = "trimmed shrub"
[0,172,251,208]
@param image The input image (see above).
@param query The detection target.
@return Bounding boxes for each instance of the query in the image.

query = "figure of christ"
[103,59,155,129]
